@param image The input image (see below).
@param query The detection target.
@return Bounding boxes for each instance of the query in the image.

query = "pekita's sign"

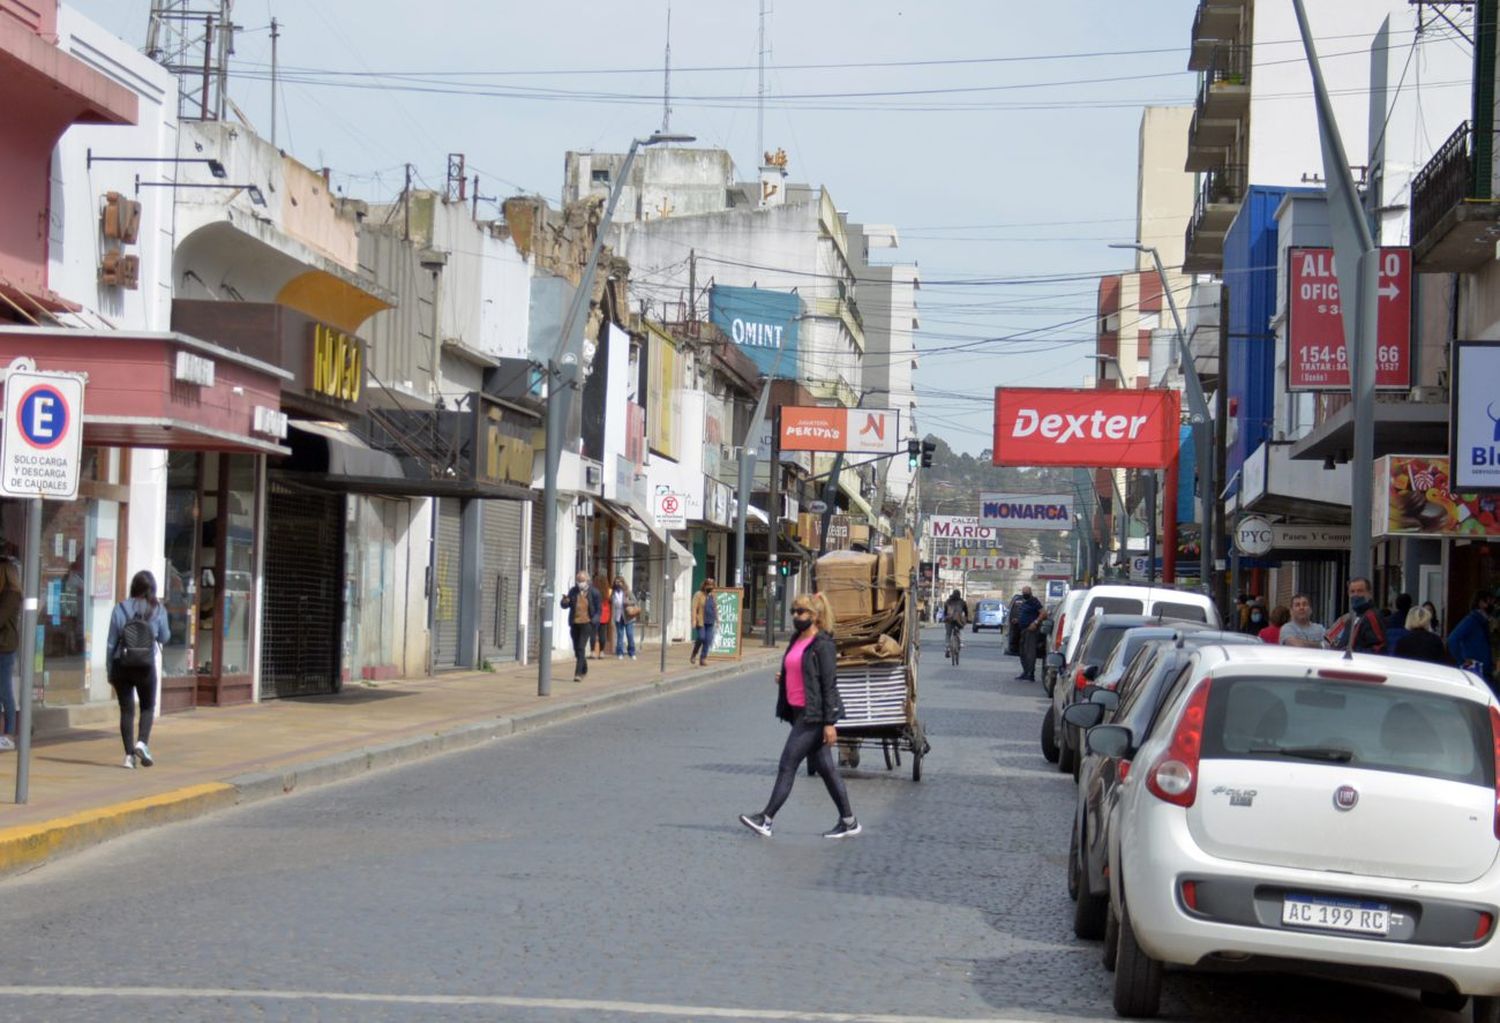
[992,388,1179,469]
[779,406,900,453]
[979,492,1074,531]
[1287,247,1411,392]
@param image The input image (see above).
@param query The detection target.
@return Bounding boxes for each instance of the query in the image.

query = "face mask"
[792,615,812,633]
[1351,595,1371,613]
[1251,613,1264,623]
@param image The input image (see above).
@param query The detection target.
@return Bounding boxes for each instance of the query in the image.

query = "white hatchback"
[1094,644,1500,1020]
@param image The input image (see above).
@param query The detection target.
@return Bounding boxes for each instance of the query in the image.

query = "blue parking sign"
[2,366,85,500]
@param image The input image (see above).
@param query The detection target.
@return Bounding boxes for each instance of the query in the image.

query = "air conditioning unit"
[1408,385,1448,404]
[585,464,603,486]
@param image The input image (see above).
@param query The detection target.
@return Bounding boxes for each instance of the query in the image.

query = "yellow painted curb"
[0,783,237,877]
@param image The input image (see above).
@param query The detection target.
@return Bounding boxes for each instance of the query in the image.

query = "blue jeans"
[0,650,14,736]
[615,620,636,656]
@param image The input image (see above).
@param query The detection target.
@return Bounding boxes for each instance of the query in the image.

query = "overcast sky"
[72,0,1204,455]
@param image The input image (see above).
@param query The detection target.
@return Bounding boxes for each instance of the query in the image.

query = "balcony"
[1186,46,1250,171]
[1410,121,1500,272]
[1189,0,1248,71]
[1182,164,1244,275]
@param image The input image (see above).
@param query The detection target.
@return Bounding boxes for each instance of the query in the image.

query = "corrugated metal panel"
[262,480,343,698]
[359,229,436,393]
[527,494,548,662]
[432,498,463,669]
[479,500,524,663]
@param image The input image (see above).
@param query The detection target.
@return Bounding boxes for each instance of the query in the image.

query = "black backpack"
[116,601,156,668]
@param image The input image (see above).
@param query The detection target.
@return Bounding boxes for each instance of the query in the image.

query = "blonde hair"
[793,592,837,635]
[1405,605,1433,631]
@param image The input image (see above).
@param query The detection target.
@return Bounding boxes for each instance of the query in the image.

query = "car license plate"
[1281,895,1390,936]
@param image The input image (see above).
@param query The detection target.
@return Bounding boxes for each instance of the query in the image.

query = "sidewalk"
[0,642,779,879]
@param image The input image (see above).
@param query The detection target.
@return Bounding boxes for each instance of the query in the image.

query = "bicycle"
[945,622,962,666]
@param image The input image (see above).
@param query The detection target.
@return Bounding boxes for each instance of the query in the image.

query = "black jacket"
[775,629,844,725]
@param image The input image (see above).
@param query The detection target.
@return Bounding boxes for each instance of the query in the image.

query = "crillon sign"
[1286,246,1411,391]
[992,388,1179,469]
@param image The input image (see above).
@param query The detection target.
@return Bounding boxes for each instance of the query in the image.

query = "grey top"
[106,597,170,663]
[1279,619,1326,646]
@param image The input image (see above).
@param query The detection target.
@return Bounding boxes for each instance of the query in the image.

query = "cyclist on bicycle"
[944,589,969,654]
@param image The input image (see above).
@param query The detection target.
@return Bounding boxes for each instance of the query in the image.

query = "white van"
[1045,584,1220,692]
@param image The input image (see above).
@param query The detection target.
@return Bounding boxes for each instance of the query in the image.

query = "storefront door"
[262,479,343,698]
[478,499,523,664]
[431,498,463,669]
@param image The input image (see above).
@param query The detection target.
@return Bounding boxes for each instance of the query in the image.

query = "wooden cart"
[830,589,930,781]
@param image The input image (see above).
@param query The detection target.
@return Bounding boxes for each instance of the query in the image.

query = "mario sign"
[992,388,1179,469]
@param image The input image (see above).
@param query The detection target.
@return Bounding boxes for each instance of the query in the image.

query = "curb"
[0,653,774,881]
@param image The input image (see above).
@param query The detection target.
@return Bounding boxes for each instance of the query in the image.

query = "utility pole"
[269,16,278,148]
[765,414,780,646]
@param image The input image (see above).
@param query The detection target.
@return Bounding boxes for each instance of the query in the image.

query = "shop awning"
[839,477,874,520]
[668,534,696,569]
[280,420,531,499]
[1288,400,1449,462]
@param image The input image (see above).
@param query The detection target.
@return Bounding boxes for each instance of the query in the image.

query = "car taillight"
[1476,911,1495,942]
[1074,668,1089,690]
[1054,614,1066,649]
[1146,677,1213,808]
[1489,706,1500,840]
[1118,759,1131,782]
[1180,880,1199,911]
[1316,668,1386,683]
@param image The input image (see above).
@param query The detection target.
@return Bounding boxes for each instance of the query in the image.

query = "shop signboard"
[708,587,743,659]
[1451,341,1500,493]
[1373,455,1500,538]
[937,555,1023,572]
[1286,247,1411,391]
[1035,561,1073,578]
[778,406,900,454]
[1233,515,1275,557]
[926,515,996,543]
[992,387,1179,469]
[708,285,800,377]
[979,492,1074,531]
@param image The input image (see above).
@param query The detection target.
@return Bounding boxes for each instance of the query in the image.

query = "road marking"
[0,985,1046,1022]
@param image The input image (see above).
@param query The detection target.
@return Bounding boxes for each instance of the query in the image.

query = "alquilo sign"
[979,492,1074,531]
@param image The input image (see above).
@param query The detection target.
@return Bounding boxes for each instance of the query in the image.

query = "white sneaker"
[0,735,15,751]
[122,753,136,769]
[134,740,154,767]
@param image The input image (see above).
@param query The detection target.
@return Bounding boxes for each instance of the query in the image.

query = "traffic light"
[778,559,791,577]
[920,440,936,468]
[907,438,921,470]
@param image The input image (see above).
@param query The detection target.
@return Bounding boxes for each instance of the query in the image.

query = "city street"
[0,630,1468,1023]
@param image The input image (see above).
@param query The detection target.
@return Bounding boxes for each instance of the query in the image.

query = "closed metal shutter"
[262,479,344,698]
[432,498,464,669]
[479,500,524,664]
[527,494,547,662]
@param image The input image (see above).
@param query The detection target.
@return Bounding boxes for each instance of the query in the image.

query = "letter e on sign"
[1,367,86,500]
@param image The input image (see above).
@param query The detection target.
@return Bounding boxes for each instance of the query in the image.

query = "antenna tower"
[146,0,236,122]
[757,0,769,159]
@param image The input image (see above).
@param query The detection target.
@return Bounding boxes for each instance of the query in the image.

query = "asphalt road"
[0,628,1470,1022]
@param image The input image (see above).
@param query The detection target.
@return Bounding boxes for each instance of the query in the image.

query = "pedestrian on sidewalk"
[0,543,21,752]
[106,570,169,769]
[690,578,717,666]
[612,576,638,659]
[1394,605,1452,666]
[1448,591,1497,686]
[1018,603,1048,683]
[592,572,612,659]
[1011,586,1042,679]
[740,592,860,839]
[561,572,602,682]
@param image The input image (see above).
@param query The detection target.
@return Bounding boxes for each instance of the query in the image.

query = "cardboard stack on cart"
[814,538,928,778]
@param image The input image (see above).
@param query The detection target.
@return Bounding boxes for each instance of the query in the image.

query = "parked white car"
[1045,584,1219,695]
[1094,644,1500,1019]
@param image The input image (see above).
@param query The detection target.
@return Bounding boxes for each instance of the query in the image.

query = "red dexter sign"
[1287,247,1411,391]
[992,388,1179,469]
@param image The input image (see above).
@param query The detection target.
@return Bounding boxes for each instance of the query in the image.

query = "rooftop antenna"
[757,0,769,159]
[661,1,672,133]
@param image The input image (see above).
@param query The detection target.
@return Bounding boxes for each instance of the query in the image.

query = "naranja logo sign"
[992,387,1179,469]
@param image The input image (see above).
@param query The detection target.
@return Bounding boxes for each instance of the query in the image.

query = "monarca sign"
[992,387,1179,469]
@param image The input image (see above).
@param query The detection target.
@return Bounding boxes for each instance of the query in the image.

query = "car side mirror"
[1083,664,1101,681]
[1081,683,1100,700]
[1062,701,1105,730]
[1092,690,1120,712]
[1045,652,1064,669]
[1086,724,1133,759]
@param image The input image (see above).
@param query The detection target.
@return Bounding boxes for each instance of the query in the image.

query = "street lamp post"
[1109,242,1215,595]
[537,131,694,698]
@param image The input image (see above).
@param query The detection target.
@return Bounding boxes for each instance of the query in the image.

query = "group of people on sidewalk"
[1241,577,1498,687]
[559,572,642,681]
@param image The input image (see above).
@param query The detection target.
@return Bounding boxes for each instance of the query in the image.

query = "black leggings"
[763,716,852,820]
[111,665,155,754]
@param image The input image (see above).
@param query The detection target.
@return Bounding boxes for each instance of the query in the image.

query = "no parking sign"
[2,366,85,500]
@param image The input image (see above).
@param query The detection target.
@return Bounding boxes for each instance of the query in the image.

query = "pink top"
[783,631,817,708]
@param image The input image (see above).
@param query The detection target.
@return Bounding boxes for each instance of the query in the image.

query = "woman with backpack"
[106,570,170,769]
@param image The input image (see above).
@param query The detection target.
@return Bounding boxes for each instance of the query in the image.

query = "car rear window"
[1201,677,1494,787]
[1082,624,1134,666]
[1087,596,1144,616]
[1151,600,1209,623]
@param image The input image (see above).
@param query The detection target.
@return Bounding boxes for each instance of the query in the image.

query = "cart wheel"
[883,740,896,771]
[841,744,861,769]
[912,747,923,781]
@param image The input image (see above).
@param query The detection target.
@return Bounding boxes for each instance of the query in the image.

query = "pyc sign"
[708,285,801,377]
[1452,341,1500,493]
[979,492,1074,531]
[1,366,85,500]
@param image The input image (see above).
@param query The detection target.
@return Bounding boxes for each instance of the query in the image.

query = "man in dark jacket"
[1012,586,1044,681]
[1324,576,1387,654]
[1448,592,1497,686]
[560,571,602,682]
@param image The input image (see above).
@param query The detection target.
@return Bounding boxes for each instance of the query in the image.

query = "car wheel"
[1113,902,1163,1018]
[1057,721,1076,774]
[1041,711,1060,763]
[1073,824,1108,939]
[1066,823,1081,901]
[1419,991,1467,1013]
[1102,904,1120,972]
[1472,995,1500,1023]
